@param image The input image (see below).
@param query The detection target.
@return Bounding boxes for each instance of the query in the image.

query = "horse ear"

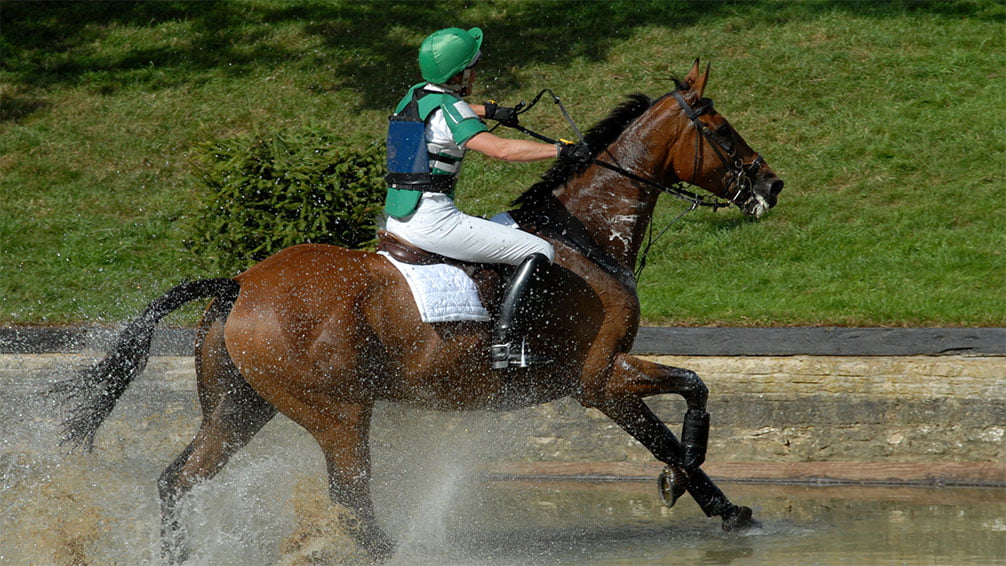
[693,63,711,98]
[684,58,701,89]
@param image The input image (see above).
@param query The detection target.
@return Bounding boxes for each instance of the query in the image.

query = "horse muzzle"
[738,173,783,218]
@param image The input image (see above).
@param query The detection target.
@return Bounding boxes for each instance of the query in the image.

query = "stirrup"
[490,338,553,369]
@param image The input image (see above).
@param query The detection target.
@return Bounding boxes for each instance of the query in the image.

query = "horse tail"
[53,278,241,451]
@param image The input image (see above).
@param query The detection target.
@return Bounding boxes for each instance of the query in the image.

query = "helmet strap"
[459,68,475,96]
[441,69,474,97]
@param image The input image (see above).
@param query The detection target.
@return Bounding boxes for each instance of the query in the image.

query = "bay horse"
[55,60,783,561]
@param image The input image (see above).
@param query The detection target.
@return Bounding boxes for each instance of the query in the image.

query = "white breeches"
[385,193,555,266]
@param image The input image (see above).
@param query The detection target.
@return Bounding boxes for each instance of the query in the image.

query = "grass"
[1,0,1003,327]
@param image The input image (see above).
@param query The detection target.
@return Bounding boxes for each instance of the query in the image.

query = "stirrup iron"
[490,337,552,369]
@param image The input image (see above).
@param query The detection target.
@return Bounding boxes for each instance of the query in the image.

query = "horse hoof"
[360,528,396,562]
[721,505,759,532]
[657,466,689,508]
[160,544,189,565]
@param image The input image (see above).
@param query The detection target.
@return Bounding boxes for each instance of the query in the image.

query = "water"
[3,354,1004,564]
[450,482,1005,566]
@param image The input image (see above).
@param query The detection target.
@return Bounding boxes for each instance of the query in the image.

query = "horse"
[55,59,784,562]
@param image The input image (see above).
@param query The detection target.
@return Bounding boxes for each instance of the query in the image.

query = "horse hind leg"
[158,303,277,562]
[158,395,276,562]
[304,400,395,560]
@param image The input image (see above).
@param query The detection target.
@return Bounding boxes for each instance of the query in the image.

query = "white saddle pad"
[379,251,491,323]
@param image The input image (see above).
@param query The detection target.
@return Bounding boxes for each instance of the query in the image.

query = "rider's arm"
[465,131,559,162]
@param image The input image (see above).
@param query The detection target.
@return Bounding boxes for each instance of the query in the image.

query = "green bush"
[186,128,386,275]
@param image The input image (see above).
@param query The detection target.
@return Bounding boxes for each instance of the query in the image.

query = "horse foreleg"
[587,355,755,530]
[604,355,710,411]
[309,401,395,560]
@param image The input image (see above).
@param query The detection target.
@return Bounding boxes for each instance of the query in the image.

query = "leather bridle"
[670,90,765,209]
[499,88,771,277]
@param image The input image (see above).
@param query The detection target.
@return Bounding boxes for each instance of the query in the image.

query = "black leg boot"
[490,253,552,369]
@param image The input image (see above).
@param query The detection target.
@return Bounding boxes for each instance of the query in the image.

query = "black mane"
[513,93,654,209]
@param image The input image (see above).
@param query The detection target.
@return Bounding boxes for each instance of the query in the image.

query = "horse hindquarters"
[220,245,400,557]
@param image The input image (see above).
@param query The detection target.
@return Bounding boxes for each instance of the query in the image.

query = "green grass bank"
[2,0,1003,327]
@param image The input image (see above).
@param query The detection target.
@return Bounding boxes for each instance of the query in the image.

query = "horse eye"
[715,124,732,138]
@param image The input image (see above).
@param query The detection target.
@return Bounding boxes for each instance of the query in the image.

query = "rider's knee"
[535,241,556,263]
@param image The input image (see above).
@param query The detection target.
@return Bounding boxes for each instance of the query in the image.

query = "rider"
[384,27,590,369]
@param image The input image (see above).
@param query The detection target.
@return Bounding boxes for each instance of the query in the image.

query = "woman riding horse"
[384,27,592,369]
[56,55,783,562]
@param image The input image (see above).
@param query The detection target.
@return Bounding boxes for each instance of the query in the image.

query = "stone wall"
[4,352,1003,485]
[486,355,1004,463]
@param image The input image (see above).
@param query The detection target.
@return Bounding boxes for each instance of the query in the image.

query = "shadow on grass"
[2,0,1001,121]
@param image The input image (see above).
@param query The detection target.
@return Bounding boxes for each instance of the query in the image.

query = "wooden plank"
[485,461,1006,487]
[631,327,1006,356]
[0,326,195,355]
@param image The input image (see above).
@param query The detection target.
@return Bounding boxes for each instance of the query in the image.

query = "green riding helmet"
[418,27,483,84]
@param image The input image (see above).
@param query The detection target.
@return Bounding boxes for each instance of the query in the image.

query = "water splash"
[3,354,1003,565]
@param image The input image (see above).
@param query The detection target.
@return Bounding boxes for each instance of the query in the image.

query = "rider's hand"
[483,100,520,127]
[556,140,592,166]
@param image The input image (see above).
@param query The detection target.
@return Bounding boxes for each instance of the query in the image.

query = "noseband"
[574,91,765,211]
[671,91,764,207]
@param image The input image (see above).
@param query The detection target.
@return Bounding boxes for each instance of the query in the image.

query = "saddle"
[376,230,464,267]
[376,230,506,313]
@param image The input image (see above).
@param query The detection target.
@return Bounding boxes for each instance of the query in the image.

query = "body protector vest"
[385,88,457,194]
[384,85,486,218]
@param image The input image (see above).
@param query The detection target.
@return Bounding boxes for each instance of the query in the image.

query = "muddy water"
[3,354,1004,565]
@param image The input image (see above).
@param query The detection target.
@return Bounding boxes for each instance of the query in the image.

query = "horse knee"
[674,368,708,410]
[689,378,709,409]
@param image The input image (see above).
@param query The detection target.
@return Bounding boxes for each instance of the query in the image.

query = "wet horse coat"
[57,61,783,561]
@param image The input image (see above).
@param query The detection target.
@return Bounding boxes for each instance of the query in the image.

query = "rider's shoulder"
[419,84,465,109]
[392,83,456,119]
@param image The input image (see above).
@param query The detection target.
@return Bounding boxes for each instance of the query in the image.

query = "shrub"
[186,127,386,275]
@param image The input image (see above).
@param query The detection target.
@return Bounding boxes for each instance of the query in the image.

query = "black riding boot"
[491,253,552,369]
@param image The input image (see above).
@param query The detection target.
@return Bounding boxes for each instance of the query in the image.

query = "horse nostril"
[770,180,784,196]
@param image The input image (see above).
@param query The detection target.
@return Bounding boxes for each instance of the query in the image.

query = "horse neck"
[555,106,685,269]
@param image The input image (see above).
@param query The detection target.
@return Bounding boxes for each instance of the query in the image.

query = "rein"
[501,89,733,210]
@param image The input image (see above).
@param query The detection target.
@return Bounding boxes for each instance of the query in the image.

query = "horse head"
[659,59,784,217]
[514,60,785,271]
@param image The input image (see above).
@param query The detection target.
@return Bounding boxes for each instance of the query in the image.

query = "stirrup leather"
[490,337,553,369]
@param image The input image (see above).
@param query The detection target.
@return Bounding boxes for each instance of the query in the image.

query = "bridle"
[500,88,768,277]
[504,88,764,212]
[630,91,769,277]
[670,90,765,209]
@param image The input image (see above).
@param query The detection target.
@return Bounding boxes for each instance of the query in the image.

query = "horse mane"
[513,93,654,208]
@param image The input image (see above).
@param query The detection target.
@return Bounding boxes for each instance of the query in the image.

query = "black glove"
[557,140,592,165]
[483,100,520,127]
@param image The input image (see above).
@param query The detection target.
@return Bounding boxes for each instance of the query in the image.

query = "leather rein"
[505,88,763,210]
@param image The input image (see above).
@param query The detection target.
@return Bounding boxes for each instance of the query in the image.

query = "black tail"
[52,278,241,451]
